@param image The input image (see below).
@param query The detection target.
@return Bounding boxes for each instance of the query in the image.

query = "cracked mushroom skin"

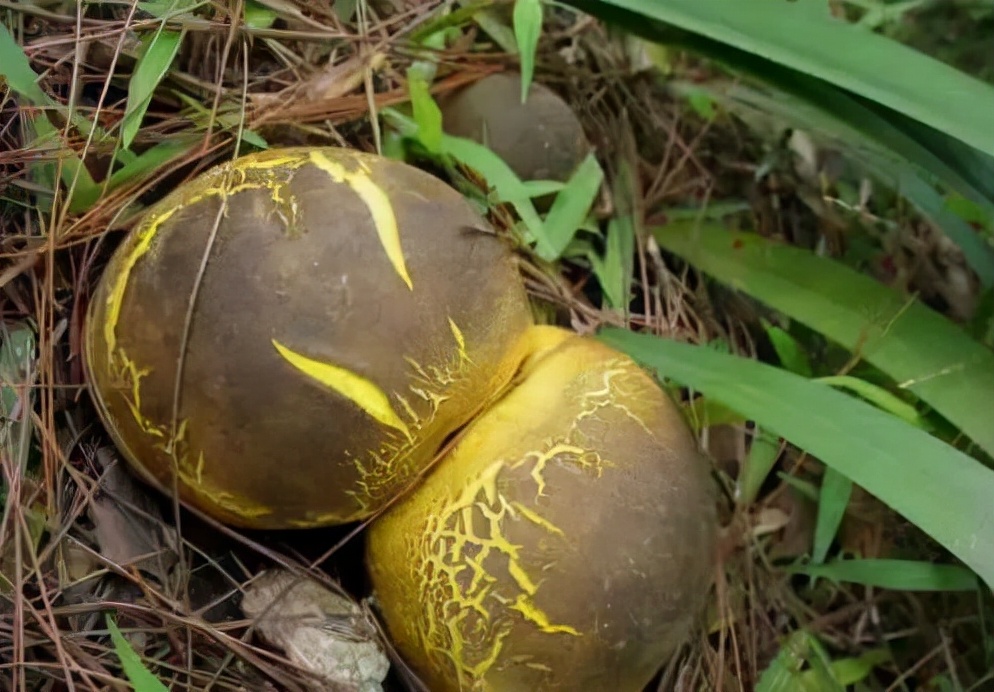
[365,326,717,691]
[83,147,535,529]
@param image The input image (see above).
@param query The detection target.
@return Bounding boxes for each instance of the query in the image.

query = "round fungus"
[439,72,591,187]
[366,326,716,691]
[84,147,536,529]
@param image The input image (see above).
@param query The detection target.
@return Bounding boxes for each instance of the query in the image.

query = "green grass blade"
[816,376,930,430]
[538,153,603,261]
[564,0,994,231]
[105,613,169,691]
[738,429,780,507]
[407,69,443,154]
[513,0,543,102]
[811,468,852,565]
[122,29,183,150]
[0,24,53,105]
[565,0,994,157]
[793,559,980,592]
[668,77,994,286]
[653,222,994,460]
[598,328,994,589]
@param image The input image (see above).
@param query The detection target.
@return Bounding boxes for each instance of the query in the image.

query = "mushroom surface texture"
[365,325,717,692]
[439,72,591,187]
[84,147,536,529]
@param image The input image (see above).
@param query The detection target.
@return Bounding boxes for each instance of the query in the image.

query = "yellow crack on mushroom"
[309,150,413,291]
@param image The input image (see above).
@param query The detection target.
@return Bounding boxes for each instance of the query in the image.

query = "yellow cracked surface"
[367,332,658,690]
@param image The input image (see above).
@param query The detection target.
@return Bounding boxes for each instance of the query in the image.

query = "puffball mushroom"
[84,145,717,689]
[84,147,535,529]
[365,326,717,692]
[439,72,591,186]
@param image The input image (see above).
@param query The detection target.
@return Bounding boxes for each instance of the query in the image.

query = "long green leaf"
[668,77,994,287]
[105,613,169,691]
[0,24,51,105]
[598,328,994,589]
[793,559,980,592]
[653,222,994,460]
[565,0,994,158]
[122,29,183,150]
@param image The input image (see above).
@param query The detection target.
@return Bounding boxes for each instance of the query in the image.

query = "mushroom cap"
[366,326,717,691]
[439,72,591,185]
[84,147,535,529]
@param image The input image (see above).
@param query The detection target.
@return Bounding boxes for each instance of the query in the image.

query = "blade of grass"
[538,152,603,261]
[122,28,184,150]
[407,69,443,154]
[565,0,994,228]
[565,0,994,157]
[738,429,780,507]
[513,0,543,102]
[105,613,169,691]
[653,222,994,459]
[811,468,852,565]
[792,558,980,592]
[757,630,844,692]
[816,375,930,430]
[0,24,51,105]
[668,77,994,287]
[762,320,813,378]
[598,327,994,589]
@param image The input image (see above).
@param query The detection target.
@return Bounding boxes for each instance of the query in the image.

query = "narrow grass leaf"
[738,429,780,507]
[811,468,852,565]
[139,0,202,19]
[793,559,980,592]
[122,29,183,150]
[513,0,542,103]
[777,473,821,504]
[521,180,566,198]
[438,133,547,243]
[654,222,994,459]
[757,630,844,692]
[816,375,929,430]
[822,648,891,686]
[598,328,994,588]
[667,77,994,287]
[105,613,169,692]
[593,216,635,310]
[469,7,520,55]
[538,153,603,261]
[243,0,278,29]
[407,69,443,154]
[107,139,196,189]
[30,116,102,213]
[0,322,35,463]
[0,24,52,105]
[565,0,994,157]
[513,0,543,102]
[763,321,812,377]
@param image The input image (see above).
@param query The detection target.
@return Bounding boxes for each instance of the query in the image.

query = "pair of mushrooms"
[84,78,716,692]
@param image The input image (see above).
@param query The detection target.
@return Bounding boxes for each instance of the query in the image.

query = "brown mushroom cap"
[84,147,535,529]
[439,72,591,185]
[365,326,717,691]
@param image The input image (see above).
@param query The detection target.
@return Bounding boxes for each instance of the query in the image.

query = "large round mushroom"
[366,326,717,691]
[84,147,536,529]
